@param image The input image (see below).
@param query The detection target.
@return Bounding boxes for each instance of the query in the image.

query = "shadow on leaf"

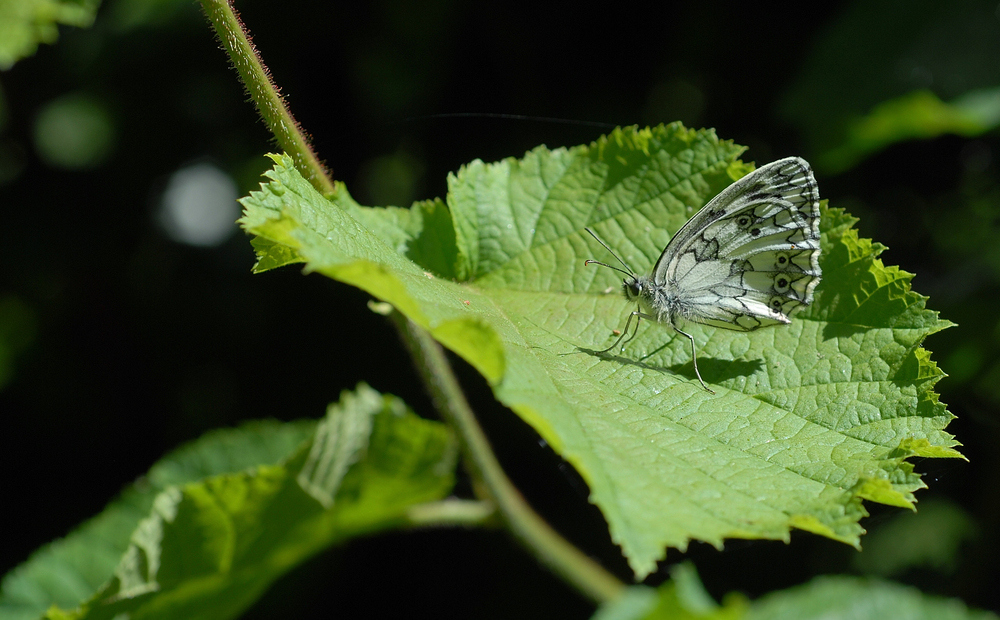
[576,346,765,388]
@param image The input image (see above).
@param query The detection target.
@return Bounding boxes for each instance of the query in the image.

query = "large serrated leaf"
[240,122,961,578]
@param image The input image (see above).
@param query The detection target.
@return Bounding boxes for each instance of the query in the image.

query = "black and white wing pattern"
[584,156,821,392]
[647,157,821,331]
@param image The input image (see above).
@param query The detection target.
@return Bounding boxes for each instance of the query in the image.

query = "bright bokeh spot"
[158,162,239,247]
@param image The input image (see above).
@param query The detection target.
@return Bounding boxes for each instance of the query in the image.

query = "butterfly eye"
[623,279,642,300]
[775,252,790,267]
[774,276,790,292]
[736,215,752,228]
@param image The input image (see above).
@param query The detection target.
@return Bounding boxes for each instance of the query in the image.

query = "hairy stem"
[392,312,626,605]
[199,0,335,196]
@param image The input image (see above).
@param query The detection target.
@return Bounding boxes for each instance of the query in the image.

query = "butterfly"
[584,156,821,394]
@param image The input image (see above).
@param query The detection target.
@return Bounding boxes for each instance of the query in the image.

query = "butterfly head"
[622,275,643,302]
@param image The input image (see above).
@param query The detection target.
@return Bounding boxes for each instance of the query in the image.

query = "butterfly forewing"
[651,157,821,331]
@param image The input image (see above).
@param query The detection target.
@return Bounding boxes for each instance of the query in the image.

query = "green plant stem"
[199,0,335,197]
[392,312,626,606]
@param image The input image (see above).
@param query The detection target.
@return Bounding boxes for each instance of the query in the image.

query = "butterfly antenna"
[583,227,635,276]
[583,259,634,278]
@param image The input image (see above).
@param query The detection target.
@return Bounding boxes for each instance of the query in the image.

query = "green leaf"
[592,588,661,620]
[852,498,978,577]
[813,89,1000,174]
[746,576,997,620]
[595,571,996,620]
[0,0,102,70]
[0,419,315,620]
[0,295,36,390]
[240,122,961,578]
[779,0,1000,172]
[592,563,747,620]
[1,384,456,620]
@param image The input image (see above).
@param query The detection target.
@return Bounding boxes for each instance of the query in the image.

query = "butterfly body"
[585,156,821,393]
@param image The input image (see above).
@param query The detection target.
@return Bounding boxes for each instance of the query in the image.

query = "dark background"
[2,0,998,617]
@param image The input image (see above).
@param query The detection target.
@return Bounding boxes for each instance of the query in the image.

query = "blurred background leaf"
[746,576,998,620]
[780,0,1000,173]
[852,499,979,578]
[0,418,316,620]
[0,0,101,70]
[593,567,998,620]
[0,295,35,389]
[1,384,457,620]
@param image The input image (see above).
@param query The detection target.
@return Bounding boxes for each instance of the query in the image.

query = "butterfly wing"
[651,157,821,331]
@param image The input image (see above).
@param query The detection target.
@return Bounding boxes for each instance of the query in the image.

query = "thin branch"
[199,0,336,197]
[391,311,626,606]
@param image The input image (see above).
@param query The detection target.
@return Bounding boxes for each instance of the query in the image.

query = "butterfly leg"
[618,311,644,350]
[672,325,715,395]
[595,310,643,354]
